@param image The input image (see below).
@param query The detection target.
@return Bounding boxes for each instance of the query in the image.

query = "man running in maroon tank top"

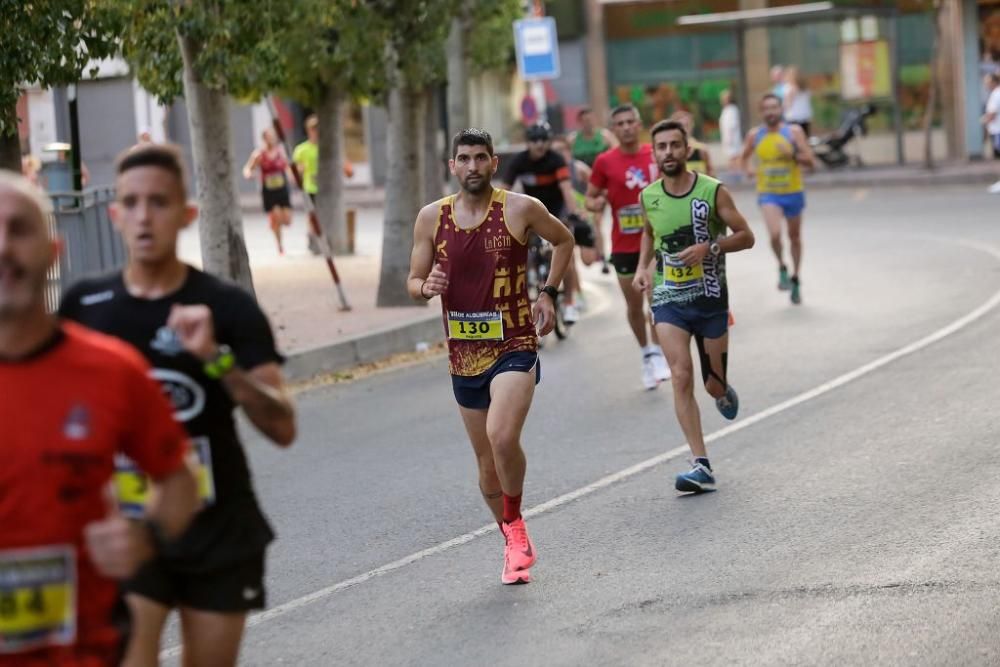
[408,129,574,585]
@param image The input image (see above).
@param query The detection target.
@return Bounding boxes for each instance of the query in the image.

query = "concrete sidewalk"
[724,158,999,190]
[180,207,442,382]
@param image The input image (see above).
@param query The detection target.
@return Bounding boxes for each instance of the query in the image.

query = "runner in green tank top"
[634,120,755,494]
[569,107,618,167]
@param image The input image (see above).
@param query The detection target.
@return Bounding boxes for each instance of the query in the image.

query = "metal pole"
[265,96,352,311]
[888,10,905,165]
[68,84,83,191]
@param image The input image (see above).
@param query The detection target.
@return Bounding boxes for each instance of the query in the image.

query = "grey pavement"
[165,185,1000,665]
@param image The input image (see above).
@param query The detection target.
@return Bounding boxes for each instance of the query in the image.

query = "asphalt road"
[168,185,1000,666]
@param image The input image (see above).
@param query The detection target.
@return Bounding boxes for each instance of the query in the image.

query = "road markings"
[161,241,1000,660]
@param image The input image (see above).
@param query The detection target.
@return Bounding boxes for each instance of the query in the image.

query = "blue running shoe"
[716,385,739,420]
[778,266,791,291]
[675,462,716,493]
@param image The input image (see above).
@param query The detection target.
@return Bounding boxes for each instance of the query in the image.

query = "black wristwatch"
[539,285,558,302]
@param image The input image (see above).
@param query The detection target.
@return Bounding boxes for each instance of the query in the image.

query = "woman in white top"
[783,66,813,137]
[718,89,742,172]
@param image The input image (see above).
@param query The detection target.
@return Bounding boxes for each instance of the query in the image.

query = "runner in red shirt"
[0,171,199,666]
[586,104,671,390]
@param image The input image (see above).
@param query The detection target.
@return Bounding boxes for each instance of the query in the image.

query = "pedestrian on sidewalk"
[783,66,813,137]
[984,73,1000,194]
[719,89,743,178]
[244,128,293,255]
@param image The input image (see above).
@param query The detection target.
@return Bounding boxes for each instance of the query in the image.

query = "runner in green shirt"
[634,119,755,494]
[292,115,320,199]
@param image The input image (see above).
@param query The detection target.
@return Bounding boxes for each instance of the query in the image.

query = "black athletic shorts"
[262,186,291,212]
[451,351,541,410]
[125,551,266,612]
[609,252,640,276]
[567,214,595,248]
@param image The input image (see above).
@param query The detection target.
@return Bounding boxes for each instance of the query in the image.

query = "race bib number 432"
[0,546,76,654]
[114,437,215,518]
[447,311,504,341]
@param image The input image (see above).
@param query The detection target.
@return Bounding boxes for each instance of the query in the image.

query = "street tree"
[0,1,121,172]
[375,0,452,307]
[280,1,387,255]
[445,0,520,184]
[109,0,295,292]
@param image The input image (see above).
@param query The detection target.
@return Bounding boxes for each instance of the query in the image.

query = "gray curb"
[284,312,444,381]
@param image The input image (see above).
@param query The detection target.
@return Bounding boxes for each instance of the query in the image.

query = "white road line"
[161,242,1000,660]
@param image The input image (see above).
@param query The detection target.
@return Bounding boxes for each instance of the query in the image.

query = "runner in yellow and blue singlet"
[741,93,815,305]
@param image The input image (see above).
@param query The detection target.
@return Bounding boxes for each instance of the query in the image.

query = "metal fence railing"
[45,188,126,312]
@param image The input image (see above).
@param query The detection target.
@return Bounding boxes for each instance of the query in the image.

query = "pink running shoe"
[501,517,536,585]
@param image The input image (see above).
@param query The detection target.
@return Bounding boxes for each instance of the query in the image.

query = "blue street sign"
[513,17,560,81]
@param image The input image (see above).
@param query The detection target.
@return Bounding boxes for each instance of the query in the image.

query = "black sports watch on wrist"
[539,285,558,302]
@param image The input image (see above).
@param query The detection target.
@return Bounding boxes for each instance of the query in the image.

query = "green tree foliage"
[0,0,121,170]
[111,0,290,105]
[467,0,520,74]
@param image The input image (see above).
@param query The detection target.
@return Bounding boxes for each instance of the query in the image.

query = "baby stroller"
[809,104,877,169]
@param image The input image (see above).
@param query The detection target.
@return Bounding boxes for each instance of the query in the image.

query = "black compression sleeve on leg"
[695,334,728,388]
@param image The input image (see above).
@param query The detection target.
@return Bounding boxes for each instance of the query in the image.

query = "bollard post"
[347,209,357,255]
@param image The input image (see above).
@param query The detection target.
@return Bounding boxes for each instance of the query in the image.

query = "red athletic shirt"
[589,145,660,254]
[0,322,188,665]
[433,188,537,377]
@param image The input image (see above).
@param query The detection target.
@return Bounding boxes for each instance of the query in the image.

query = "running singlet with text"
[640,174,728,310]
[753,125,803,195]
[589,145,659,254]
[59,268,283,570]
[434,188,537,377]
[0,323,186,666]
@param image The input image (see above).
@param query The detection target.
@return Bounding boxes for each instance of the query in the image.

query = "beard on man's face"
[461,173,490,194]
[660,160,685,177]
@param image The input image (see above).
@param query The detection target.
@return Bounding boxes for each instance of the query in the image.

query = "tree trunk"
[315,85,348,254]
[0,103,20,173]
[377,79,425,307]
[445,14,469,187]
[422,87,444,204]
[177,33,255,294]
[923,2,943,169]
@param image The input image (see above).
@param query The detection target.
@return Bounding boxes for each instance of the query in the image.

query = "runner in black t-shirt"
[59,144,296,667]
[501,122,591,324]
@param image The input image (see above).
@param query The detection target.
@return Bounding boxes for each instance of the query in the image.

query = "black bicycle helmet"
[526,121,552,142]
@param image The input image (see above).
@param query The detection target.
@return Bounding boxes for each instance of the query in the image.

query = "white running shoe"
[563,303,580,324]
[641,356,658,390]
[651,351,670,382]
[989,180,1000,195]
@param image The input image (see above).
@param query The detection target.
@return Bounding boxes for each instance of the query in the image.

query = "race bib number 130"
[0,546,76,654]
[447,311,504,341]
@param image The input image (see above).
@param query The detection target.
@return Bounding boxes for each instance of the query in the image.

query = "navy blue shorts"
[652,303,728,339]
[451,351,541,410]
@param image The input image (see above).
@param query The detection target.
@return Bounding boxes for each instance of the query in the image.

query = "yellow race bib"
[114,437,215,517]
[0,546,76,653]
[264,173,286,190]
[662,260,704,287]
[447,311,504,341]
[618,205,644,234]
